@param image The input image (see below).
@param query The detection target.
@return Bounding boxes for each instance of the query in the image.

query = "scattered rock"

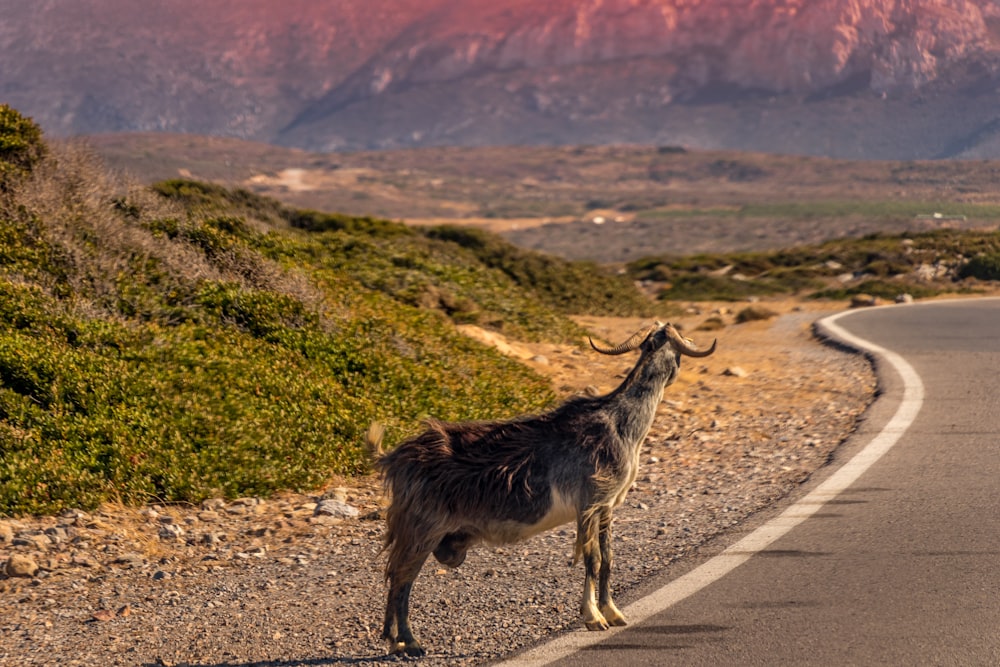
[113,553,146,569]
[200,532,226,546]
[0,522,14,544]
[323,487,349,503]
[895,293,914,304]
[44,526,69,544]
[4,554,39,578]
[70,554,97,568]
[850,294,878,308]
[14,534,51,550]
[158,524,185,541]
[201,498,226,510]
[91,609,116,622]
[311,515,343,526]
[723,366,749,378]
[0,308,879,665]
[314,499,359,519]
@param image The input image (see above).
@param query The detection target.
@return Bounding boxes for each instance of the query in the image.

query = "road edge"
[501,306,925,667]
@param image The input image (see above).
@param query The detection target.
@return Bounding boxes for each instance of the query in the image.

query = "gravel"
[0,311,876,666]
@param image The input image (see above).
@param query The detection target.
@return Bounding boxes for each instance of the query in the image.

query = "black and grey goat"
[374,321,716,656]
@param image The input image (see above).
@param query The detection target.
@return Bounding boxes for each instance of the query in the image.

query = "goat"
[374,321,715,656]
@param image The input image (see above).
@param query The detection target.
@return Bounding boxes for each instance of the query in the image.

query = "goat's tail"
[365,421,386,463]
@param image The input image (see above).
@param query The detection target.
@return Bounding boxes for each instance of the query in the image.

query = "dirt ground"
[0,299,880,666]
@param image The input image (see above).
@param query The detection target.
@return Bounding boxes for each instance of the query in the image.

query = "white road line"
[504,308,925,666]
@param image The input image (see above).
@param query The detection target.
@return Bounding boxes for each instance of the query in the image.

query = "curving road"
[508,298,1000,666]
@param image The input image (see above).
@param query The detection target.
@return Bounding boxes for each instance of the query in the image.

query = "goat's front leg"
[577,511,609,631]
[597,507,627,627]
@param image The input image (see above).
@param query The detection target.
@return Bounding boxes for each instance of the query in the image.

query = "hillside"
[6,1,1000,157]
[0,107,654,516]
[4,105,1000,519]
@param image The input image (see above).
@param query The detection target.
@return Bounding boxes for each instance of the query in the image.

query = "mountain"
[4,0,1000,158]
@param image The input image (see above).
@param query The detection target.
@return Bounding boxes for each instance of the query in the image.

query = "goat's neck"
[606,350,676,447]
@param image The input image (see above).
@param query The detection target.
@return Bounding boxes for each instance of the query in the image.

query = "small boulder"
[314,499,359,519]
[4,554,39,578]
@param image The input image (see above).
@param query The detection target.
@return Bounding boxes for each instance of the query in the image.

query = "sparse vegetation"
[631,230,1000,301]
[958,252,1000,281]
[0,105,46,193]
[0,113,664,516]
[735,305,778,323]
[4,110,1000,517]
[423,225,652,319]
[695,316,726,331]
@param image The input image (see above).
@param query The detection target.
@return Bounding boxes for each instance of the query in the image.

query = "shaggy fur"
[375,322,714,656]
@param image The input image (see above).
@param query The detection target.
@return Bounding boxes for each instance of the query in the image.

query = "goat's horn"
[664,323,716,357]
[589,324,657,355]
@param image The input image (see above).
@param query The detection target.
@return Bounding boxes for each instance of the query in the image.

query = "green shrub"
[287,209,412,237]
[0,276,555,515]
[696,316,726,331]
[632,229,1000,302]
[811,280,940,301]
[424,225,654,318]
[958,253,1000,281]
[658,274,784,301]
[735,305,778,323]
[0,164,568,515]
[0,105,46,192]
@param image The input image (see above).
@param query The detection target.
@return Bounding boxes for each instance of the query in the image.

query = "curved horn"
[664,323,716,358]
[589,324,658,355]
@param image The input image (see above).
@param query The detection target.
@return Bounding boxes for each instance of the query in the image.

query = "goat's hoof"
[390,640,426,657]
[600,603,628,627]
[582,602,610,631]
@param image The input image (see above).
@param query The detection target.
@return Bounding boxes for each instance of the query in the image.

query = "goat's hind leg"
[383,550,430,656]
[597,508,627,627]
[576,511,609,631]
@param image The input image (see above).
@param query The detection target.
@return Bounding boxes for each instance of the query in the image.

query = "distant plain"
[91,133,1000,264]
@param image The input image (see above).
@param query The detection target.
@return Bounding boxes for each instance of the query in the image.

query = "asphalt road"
[509,298,1000,666]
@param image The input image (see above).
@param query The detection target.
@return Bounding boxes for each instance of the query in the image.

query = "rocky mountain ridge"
[4,0,1000,157]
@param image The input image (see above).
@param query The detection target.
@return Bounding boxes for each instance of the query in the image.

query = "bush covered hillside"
[0,106,655,516]
[629,230,1000,302]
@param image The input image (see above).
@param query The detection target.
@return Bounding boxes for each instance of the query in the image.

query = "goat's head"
[589,321,716,359]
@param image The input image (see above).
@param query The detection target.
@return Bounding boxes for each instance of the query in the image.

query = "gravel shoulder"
[0,302,876,666]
